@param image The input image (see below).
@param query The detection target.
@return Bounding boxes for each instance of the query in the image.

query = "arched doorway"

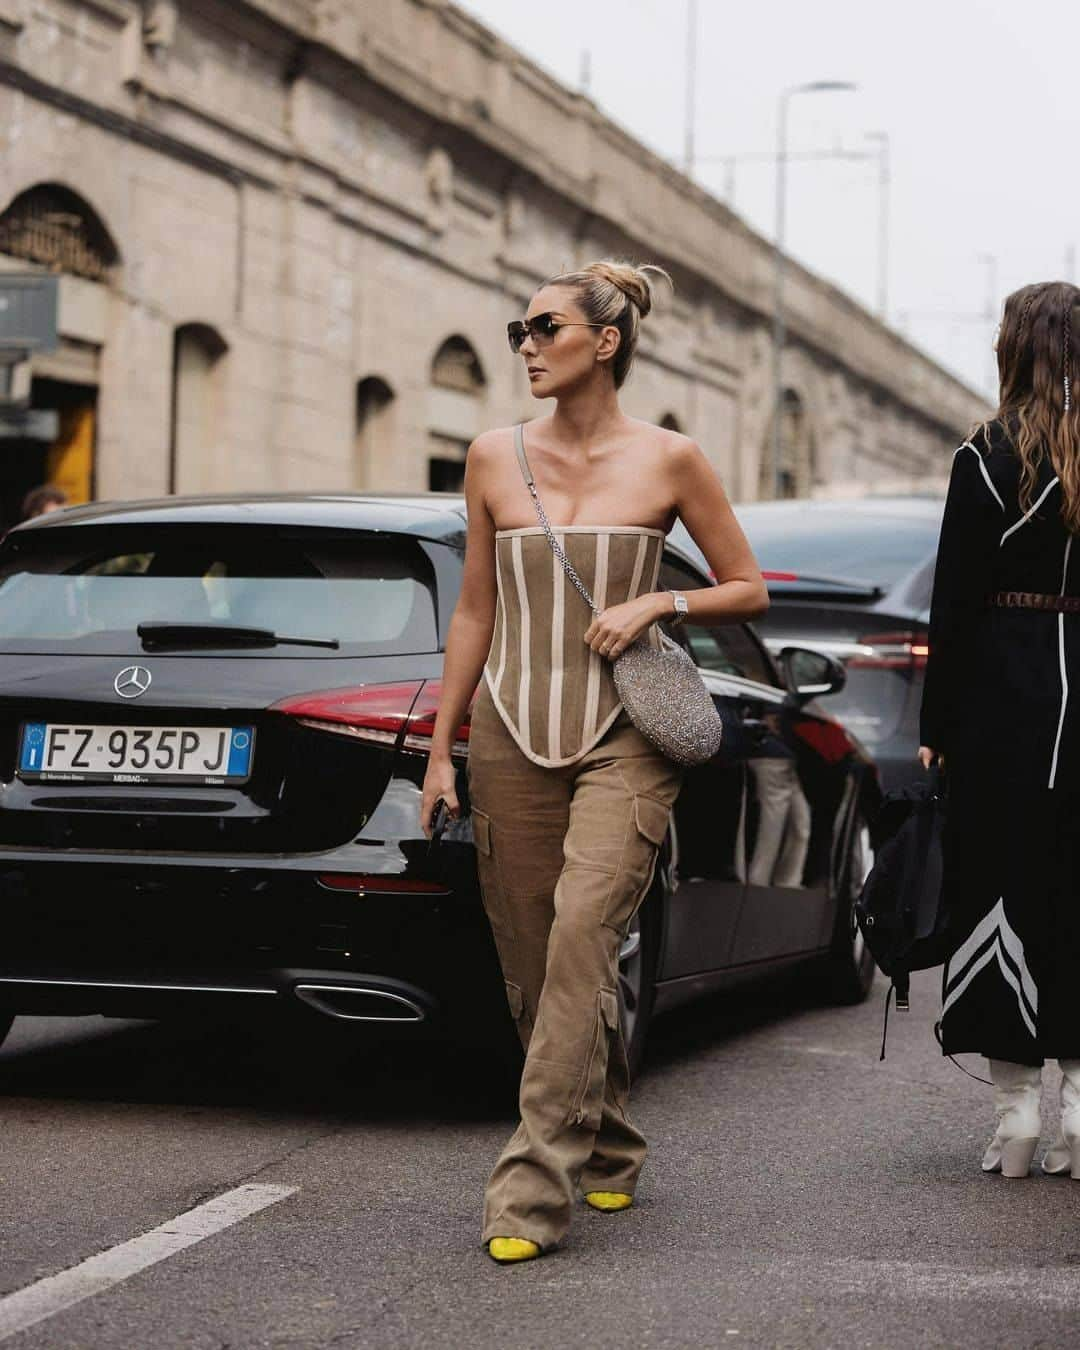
[169,323,228,494]
[428,335,485,492]
[760,388,814,499]
[355,376,395,490]
[0,183,121,524]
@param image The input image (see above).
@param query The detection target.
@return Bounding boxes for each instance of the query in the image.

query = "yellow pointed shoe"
[487,1237,541,1263]
[584,1191,633,1212]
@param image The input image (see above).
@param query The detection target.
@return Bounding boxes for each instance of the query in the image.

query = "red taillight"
[270,678,472,758]
[761,569,800,582]
[271,680,426,746]
[403,679,471,758]
[848,631,929,671]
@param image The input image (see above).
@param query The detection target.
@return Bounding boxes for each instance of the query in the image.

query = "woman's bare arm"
[583,435,769,659]
[420,432,499,832]
[667,437,769,623]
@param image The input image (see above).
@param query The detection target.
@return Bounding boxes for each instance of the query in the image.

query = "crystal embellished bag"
[513,425,723,767]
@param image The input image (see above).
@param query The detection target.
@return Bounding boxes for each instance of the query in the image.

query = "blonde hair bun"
[583,261,670,319]
[541,259,673,387]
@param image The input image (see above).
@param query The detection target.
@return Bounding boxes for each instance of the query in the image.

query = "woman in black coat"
[920,280,1080,1179]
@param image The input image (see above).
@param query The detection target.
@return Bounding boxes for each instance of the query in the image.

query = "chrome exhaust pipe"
[292,983,428,1023]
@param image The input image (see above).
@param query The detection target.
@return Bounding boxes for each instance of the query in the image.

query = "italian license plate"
[17,723,255,785]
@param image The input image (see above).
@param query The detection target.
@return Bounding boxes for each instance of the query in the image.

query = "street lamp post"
[772,80,857,500]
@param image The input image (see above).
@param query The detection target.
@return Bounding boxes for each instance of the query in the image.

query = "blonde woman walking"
[920,281,1080,1178]
[420,260,767,1260]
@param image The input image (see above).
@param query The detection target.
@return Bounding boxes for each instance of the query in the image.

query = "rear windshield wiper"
[761,570,885,601]
[137,623,339,651]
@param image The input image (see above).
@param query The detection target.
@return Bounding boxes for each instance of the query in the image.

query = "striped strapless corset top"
[482,525,666,767]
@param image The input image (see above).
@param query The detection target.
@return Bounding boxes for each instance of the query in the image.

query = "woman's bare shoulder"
[630,421,711,480]
[625,417,698,455]
[464,427,512,482]
[469,419,552,457]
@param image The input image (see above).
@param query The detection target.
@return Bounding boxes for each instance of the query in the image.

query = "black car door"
[727,675,834,962]
[661,552,835,970]
[656,554,750,976]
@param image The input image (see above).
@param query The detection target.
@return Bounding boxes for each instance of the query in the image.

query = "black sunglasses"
[506,311,607,354]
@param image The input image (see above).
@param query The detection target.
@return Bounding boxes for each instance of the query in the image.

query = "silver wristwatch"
[669,590,689,626]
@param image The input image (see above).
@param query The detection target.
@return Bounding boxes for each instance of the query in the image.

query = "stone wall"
[0,0,986,504]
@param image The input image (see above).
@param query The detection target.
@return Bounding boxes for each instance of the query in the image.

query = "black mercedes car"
[0,493,881,1071]
[673,495,944,794]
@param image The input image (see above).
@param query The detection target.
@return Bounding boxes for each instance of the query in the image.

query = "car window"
[659,554,776,687]
[0,525,439,656]
[734,503,941,589]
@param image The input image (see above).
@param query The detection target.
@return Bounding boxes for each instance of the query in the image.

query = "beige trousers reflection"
[747,757,812,888]
[467,681,683,1250]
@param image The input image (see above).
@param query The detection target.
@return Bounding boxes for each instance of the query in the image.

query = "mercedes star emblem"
[114,665,152,699]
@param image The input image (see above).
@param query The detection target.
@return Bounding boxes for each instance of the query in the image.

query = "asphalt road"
[2,969,1079,1350]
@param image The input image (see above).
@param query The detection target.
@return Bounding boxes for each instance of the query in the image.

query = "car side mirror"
[778,646,846,704]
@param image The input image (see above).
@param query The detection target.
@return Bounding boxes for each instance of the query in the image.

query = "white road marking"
[0,1182,297,1342]
[820,1256,1080,1311]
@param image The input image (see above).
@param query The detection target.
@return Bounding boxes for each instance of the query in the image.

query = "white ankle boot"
[1041,1059,1080,1177]
[981,1059,1042,1177]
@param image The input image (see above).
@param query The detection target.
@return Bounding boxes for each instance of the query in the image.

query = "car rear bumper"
[0,847,501,1028]
[0,967,438,1024]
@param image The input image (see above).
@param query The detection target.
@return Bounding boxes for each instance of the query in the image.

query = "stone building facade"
[0,0,985,524]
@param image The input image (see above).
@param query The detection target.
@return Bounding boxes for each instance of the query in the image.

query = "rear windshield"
[0,525,440,656]
[736,504,942,590]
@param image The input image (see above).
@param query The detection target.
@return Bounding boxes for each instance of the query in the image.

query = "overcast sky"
[457,0,1078,402]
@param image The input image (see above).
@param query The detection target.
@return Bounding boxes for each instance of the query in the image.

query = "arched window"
[355,376,395,490]
[761,389,814,500]
[429,335,485,492]
[0,183,120,282]
[169,323,228,494]
[659,412,683,433]
[431,336,485,393]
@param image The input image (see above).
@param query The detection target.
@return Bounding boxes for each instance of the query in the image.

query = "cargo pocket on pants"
[602,794,671,936]
[504,980,533,1043]
[567,987,619,1130]
[471,808,513,941]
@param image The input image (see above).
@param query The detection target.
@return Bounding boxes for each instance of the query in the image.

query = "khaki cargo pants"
[467,681,684,1250]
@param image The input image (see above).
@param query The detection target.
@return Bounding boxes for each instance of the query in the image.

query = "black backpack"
[855,765,952,1054]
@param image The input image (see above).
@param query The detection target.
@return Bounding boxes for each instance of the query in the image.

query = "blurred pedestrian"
[420,259,767,1261]
[919,280,1080,1178]
[21,483,68,520]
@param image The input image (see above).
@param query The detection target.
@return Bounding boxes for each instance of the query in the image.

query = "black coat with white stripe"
[922,419,1079,1062]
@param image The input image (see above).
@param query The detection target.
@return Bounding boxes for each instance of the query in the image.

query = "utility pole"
[866,131,890,320]
[579,49,591,97]
[978,252,998,400]
[684,0,697,176]
[772,81,857,500]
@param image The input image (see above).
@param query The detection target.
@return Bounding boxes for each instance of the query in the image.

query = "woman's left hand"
[584,594,665,660]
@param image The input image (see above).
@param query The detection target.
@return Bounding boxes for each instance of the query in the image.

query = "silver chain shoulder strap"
[514,423,600,617]
[510,425,722,766]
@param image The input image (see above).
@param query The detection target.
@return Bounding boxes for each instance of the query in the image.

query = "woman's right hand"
[420,754,460,838]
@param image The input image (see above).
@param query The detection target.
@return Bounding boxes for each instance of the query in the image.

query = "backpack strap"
[878,972,911,1061]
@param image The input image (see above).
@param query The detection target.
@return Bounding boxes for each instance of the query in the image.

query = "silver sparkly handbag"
[514,425,723,767]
